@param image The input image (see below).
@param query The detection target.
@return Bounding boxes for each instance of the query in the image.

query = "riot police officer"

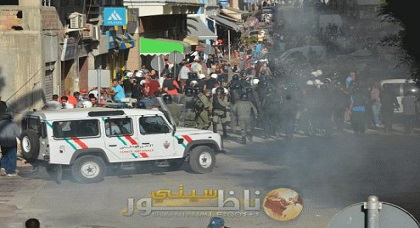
[163,94,182,126]
[232,93,258,144]
[195,89,213,130]
[182,87,197,128]
[212,87,230,138]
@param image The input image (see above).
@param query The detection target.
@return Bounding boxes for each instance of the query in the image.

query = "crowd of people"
[40,18,420,144]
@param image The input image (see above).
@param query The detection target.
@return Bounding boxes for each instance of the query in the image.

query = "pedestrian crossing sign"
[103,7,127,26]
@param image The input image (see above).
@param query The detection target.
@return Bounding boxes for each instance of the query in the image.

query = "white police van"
[20,103,223,184]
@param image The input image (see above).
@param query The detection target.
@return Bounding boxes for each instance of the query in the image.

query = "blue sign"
[103,7,127,26]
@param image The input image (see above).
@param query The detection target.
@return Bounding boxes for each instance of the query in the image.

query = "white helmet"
[306,80,314,85]
[316,69,323,76]
[252,78,260,86]
[211,73,218,79]
[198,73,206,79]
[140,80,147,86]
[135,71,142,77]
[314,79,322,85]
[82,101,93,108]
[190,80,198,86]
[126,72,134,77]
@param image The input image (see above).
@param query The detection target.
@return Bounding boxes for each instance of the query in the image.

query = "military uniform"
[212,92,230,137]
[232,96,258,144]
[195,92,213,130]
[183,95,197,128]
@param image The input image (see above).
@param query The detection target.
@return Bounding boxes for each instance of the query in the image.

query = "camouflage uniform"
[232,98,258,144]
[195,92,212,130]
[183,95,197,128]
[212,93,230,137]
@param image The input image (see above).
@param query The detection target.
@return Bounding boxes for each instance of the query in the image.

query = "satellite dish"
[328,196,420,228]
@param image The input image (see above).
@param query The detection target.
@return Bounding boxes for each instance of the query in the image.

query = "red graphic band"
[71,137,88,149]
[140,153,149,158]
[182,135,193,143]
[124,135,138,145]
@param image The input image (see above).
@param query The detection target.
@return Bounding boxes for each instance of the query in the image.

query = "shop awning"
[187,15,218,40]
[221,7,250,22]
[139,38,191,55]
[207,15,243,31]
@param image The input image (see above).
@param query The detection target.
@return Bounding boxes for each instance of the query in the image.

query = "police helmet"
[240,93,249,101]
[163,94,173,104]
[252,79,260,86]
[216,87,225,94]
[188,72,198,80]
[137,101,147,109]
[232,74,239,81]
[245,87,253,93]
[258,80,269,88]
[324,78,332,84]
[193,87,202,95]
[185,87,194,96]
[231,83,241,90]
[190,80,198,87]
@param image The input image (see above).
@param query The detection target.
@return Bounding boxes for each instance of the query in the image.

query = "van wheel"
[189,146,215,174]
[71,155,106,184]
[20,130,40,162]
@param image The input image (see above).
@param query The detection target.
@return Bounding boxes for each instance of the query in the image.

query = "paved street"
[1,124,420,228]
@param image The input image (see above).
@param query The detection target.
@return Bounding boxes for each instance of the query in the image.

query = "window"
[139,116,170,135]
[22,117,46,138]
[383,83,401,96]
[403,83,417,96]
[105,118,133,137]
[52,120,99,138]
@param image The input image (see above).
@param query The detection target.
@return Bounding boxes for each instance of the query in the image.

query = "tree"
[379,0,420,80]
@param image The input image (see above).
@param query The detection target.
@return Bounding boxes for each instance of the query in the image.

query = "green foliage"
[379,0,420,80]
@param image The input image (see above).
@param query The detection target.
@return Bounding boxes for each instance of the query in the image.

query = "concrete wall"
[0,31,44,113]
[0,6,62,112]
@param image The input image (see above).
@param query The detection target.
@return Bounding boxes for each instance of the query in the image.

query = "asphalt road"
[1,125,420,228]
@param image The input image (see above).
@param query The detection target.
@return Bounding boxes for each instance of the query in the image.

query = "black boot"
[222,124,228,138]
[241,136,246,144]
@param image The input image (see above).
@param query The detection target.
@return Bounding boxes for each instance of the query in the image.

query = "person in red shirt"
[146,74,161,96]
